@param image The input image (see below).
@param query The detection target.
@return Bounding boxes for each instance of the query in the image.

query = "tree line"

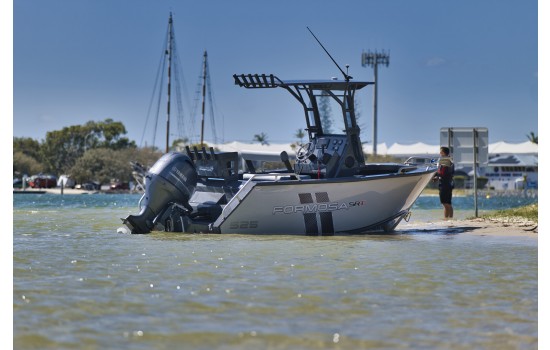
[13,117,298,187]
[14,117,538,187]
[13,119,163,186]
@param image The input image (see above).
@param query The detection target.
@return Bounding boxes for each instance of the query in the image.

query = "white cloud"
[425,57,446,67]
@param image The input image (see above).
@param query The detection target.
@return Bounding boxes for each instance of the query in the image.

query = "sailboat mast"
[165,13,173,153]
[200,51,207,146]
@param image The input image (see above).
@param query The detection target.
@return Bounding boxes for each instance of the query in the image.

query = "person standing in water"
[435,146,454,219]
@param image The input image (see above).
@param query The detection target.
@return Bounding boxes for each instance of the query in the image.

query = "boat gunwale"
[248,168,437,187]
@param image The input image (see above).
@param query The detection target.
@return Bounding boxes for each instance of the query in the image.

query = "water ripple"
[13,194,537,349]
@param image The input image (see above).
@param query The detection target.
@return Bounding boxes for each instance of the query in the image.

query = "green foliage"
[13,137,45,176]
[187,142,211,150]
[122,147,163,170]
[96,119,136,149]
[481,203,538,222]
[41,126,87,173]
[171,138,189,151]
[253,132,269,145]
[41,119,136,173]
[70,148,133,184]
[290,129,306,151]
[526,131,538,144]
[13,137,42,161]
[69,147,162,185]
[294,129,305,144]
[13,120,163,187]
[319,91,332,133]
[13,151,44,177]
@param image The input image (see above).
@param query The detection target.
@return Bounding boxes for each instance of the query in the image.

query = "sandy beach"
[400,216,538,238]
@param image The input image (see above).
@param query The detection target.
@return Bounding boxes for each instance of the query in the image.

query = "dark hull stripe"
[298,191,335,236]
[319,212,334,235]
[303,213,318,235]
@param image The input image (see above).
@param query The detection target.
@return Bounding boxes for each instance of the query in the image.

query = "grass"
[421,188,538,223]
[479,203,538,223]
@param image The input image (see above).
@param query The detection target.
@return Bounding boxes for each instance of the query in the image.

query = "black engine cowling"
[123,152,198,234]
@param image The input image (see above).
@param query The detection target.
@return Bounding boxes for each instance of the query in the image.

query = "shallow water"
[13,194,538,349]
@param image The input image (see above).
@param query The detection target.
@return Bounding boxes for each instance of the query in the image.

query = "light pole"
[361,50,389,156]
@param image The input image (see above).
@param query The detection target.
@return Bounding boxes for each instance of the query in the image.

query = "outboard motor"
[123,152,197,234]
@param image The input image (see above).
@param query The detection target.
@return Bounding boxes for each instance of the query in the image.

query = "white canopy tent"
[179,140,537,160]
[365,141,537,158]
[386,142,441,157]
[488,141,538,155]
[361,143,389,156]
[208,141,295,155]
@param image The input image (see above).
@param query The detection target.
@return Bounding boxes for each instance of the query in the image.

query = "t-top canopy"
[233,74,373,91]
[233,73,369,166]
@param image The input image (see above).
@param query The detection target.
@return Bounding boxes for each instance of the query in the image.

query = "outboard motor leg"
[123,153,197,234]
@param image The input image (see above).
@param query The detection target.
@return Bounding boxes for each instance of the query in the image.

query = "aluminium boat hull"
[213,170,435,235]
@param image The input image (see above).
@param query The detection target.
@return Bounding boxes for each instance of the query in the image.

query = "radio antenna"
[307,26,352,82]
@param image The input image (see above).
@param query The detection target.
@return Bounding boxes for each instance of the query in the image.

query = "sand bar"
[400,216,538,238]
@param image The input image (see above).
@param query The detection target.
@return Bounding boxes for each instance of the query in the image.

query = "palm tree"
[294,129,305,144]
[319,91,332,133]
[253,132,269,145]
[526,132,538,144]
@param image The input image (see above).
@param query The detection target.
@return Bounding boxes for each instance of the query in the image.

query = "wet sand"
[400,216,538,238]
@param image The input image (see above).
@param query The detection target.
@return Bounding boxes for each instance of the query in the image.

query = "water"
[13,193,538,349]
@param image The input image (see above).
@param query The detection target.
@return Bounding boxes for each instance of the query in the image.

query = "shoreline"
[13,188,137,195]
[400,216,538,238]
[13,188,538,238]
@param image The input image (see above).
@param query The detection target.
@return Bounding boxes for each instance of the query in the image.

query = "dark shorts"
[439,186,453,204]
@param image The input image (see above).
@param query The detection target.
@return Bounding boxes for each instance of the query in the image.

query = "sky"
[9,0,541,149]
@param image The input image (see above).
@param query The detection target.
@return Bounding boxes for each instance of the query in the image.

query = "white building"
[483,154,538,190]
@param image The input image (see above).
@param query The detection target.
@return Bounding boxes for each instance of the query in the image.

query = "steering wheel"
[296,142,313,162]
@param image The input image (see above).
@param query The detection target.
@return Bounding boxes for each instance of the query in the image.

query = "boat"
[122,68,438,235]
[121,24,437,235]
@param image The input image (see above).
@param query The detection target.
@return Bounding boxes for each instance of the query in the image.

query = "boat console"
[293,134,350,177]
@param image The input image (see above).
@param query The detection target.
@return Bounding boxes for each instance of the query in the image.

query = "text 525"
[229,221,258,230]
